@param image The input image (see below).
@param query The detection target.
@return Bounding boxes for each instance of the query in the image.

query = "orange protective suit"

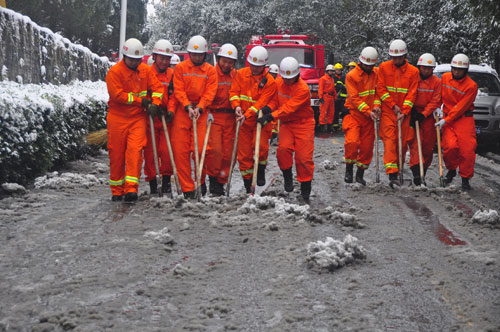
[318,73,336,125]
[441,72,478,179]
[143,65,174,182]
[205,64,237,184]
[171,58,218,193]
[343,65,378,169]
[377,59,419,174]
[229,67,277,179]
[106,60,163,196]
[269,77,315,182]
[408,74,442,170]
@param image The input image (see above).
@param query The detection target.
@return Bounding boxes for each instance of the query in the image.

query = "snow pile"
[307,206,364,228]
[306,234,367,271]
[34,172,105,189]
[144,227,175,245]
[237,195,310,217]
[320,159,338,170]
[471,209,500,225]
[1,183,26,194]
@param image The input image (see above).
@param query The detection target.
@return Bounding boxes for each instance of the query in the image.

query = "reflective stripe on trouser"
[441,116,476,179]
[206,112,236,184]
[171,109,208,192]
[319,95,335,125]
[277,117,315,182]
[107,112,147,195]
[379,111,412,174]
[237,118,272,179]
[143,118,173,182]
[342,113,374,169]
[408,116,436,170]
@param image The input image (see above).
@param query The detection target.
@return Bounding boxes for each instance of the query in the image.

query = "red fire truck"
[246,32,326,122]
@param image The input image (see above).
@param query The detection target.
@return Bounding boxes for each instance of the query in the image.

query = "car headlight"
[308,84,319,92]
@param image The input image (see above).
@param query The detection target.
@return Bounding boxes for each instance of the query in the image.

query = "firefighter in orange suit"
[343,47,380,185]
[205,43,238,196]
[230,46,277,193]
[408,53,442,185]
[435,53,478,190]
[144,39,175,195]
[171,35,218,199]
[106,38,164,202]
[377,39,419,187]
[318,65,336,132]
[260,57,315,200]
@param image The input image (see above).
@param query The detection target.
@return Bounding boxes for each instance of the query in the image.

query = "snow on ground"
[34,171,106,189]
[471,209,500,225]
[306,234,367,271]
[320,159,338,170]
[1,183,26,194]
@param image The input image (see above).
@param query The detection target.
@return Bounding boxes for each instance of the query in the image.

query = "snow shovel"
[397,117,403,186]
[251,110,263,195]
[226,119,242,197]
[434,113,445,187]
[193,116,201,200]
[196,113,213,200]
[374,118,380,183]
[149,115,162,197]
[415,119,426,186]
[161,115,182,197]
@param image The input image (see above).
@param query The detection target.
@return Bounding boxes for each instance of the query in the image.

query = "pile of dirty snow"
[34,171,105,189]
[320,159,338,170]
[306,234,367,271]
[144,227,175,246]
[471,209,500,225]
[237,195,309,217]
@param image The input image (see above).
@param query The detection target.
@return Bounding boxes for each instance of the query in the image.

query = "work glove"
[141,98,152,108]
[157,106,167,120]
[256,113,274,127]
[433,108,443,119]
[195,106,203,115]
[207,112,214,125]
[435,119,446,128]
[146,103,160,118]
[165,111,174,123]
[260,105,272,115]
[319,98,324,104]
[410,108,425,128]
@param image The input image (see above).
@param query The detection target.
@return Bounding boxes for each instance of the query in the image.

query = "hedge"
[0,80,108,185]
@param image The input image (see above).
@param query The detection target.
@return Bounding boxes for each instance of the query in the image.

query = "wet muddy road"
[0,135,499,332]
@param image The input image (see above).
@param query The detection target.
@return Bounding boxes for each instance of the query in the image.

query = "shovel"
[434,113,445,187]
[149,115,162,197]
[193,116,201,200]
[415,119,426,186]
[161,115,181,196]
[196,113,213,200]
[251,110,263,195]
[374,118,380,183]
[226,119,242,196]
[397,117,403,186]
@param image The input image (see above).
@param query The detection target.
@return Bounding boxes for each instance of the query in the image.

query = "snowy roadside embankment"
[0,80,108,185]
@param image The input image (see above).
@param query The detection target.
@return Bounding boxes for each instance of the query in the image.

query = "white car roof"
[435,63,498,76]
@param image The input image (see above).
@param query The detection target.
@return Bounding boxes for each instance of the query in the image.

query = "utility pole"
[119,0,127,61]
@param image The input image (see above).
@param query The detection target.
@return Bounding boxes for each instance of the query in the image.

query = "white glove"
[433,108,443,118]
[435,119,446,128]
[207,112,214,124]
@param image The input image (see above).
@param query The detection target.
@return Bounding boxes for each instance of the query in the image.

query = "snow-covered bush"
[0,80,108,184]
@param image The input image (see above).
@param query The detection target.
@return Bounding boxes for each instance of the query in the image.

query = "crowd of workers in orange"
[105,35,478,203]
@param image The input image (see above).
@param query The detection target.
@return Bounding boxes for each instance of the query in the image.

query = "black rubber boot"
[124,192,138,202]
[410,165,421,186]
[344,164,354,183]
[282,168,294,192]
[215,181,225,196]
[389,173,400,189]
[209,176,218,194]
[183,191,196,199]
[300,181,312,201]
[321,124,328,133]
[355,168,366,186]
[111,195,122,201]
[161,175,171,194]
[243,178,252,193]
[149,178,158,194]
[444,169,456,185]
[201,183,207,196]
[257,164,266,186]
[461,177,472,191]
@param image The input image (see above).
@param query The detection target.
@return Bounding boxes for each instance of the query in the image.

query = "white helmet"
[187,35,208,53]
[122,38,144,59]
[218,43,238,60]
[170,54,180,65]
[451,53,469,69]
[268,64,279,74]
[147,56,154,66]
[326,64,335,71]
[417,53,436,67]
[359,47,378,65]
[388,39,407,56]
[279,57,300,79]
[153,39,174,56]
[247,46,268,66]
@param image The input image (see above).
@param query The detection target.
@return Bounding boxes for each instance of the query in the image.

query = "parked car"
[434,64,500,147]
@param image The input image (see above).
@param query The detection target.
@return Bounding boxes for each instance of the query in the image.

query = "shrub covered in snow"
[0,80,108,184]
[306,234,367,271]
